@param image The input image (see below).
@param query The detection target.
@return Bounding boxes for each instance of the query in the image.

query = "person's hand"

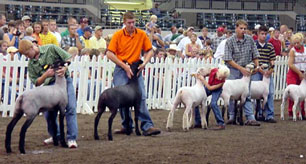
[196,73,205,82]
[264,69,273,78]
[74,32,79,38]
[137,63,146,76]
[123,64,133,79]
[240,67,251,76]
[56,66,67,77]
[44,68,55,78]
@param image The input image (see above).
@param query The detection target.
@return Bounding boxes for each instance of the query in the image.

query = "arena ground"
[0,100,306,163]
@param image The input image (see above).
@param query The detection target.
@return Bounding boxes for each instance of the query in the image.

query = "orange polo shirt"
[107,28,152,64]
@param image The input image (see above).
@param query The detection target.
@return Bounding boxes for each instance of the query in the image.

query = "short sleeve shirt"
[208,68,225,85]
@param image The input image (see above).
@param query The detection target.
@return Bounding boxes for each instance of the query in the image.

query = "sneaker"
[68,140,78,148]
[245,120,261,126]
[143,127,161,136]
[43,137,53,145]
[265,118,277,123]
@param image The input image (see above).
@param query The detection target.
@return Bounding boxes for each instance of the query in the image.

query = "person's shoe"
[257,116,265,121]
[68,140,78,148]
[143,127,161,136]
[265,118,277,123]
[210,125,225,130]
[194,124,202,128]
[226,119,235,125]
[245,120,261,126]
[43,137,53,145]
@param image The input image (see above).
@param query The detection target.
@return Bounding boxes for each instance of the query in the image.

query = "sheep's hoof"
[6,148,12,154]
[183,128,188,132]
[94,136,100,140]
[20,149,26,154]
[53,141,59,146]
[135,131,141,136]
[280,117,284,120]
[61,141,68,148]
[108,136,113,141]
[166,127,171,132]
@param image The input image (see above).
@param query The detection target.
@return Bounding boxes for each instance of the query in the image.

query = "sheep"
[94,60,143,141]
[250,64,273,120]
[5,60,69,154]
[166,67,211,131]
[220,64,254,125]
[280,72,306,121]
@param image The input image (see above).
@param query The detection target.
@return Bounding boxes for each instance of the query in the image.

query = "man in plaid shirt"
[61,24,84,51]
[223,19,261,126]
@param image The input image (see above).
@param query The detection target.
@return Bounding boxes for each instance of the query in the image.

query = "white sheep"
[280,72,306,121]
[220,64,254,125]
[166,67,211,131]
[250,64,271,118]
[5,61,69,154]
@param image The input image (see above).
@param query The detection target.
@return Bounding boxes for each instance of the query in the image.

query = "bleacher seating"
[4,4,87,26]
[296,15,306,31]
[197,13,280,30]
[100,8,185,30]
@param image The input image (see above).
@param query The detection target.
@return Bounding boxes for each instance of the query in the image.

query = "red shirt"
[269,38,281,56]
[252,35,258,41]
[208,68,225,85]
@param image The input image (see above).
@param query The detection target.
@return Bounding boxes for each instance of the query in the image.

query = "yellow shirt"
[39,31,59,46]
[80,36,91,48]
[89,36,106,49]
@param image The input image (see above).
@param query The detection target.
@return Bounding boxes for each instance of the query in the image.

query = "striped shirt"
[256,41,276,66]
[28,45,71,85]
[224,34,259,67]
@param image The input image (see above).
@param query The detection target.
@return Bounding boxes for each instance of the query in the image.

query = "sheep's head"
[130,60,143,77]
[191,67,211,77]
[51,60,71,70]
[245,63,255,72]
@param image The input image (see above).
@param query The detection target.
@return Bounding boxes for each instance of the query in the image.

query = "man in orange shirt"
[107,11,161,136]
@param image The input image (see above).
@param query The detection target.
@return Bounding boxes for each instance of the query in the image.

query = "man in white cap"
[89,26,106,49]
[266,27,274,42]
[22,15,31,29]
[252,24,261,40]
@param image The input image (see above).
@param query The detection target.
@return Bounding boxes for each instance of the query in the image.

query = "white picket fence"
[0,55,289,117]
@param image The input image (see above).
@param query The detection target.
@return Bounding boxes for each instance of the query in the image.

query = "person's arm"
[185,44,192,57]
[288,48,304,80]
[106,51,133,79]
[197,74,224,91]
[35,68,54,86]
[4,33,16,46]
[75,33,83,50]
[153,34,165,47]
[227,60,250,76]
[138,49,154,75]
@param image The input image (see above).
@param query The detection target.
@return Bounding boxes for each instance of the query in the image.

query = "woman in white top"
[286,33,306,118]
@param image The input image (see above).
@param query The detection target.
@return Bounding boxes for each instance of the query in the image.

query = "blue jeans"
[251,72,275,120]
[44,77,78,140]
[113,65,154,132]
[228,67,255,121]
[195,87,225,126]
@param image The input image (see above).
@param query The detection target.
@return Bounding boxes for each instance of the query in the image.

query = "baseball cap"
[254,24,261,30]
[80,18,89,23]
[187,27,194,31]
[7,46,18,53]
[217,27,224,32]
[94,26,103,31]
[84,26,92,33]
[22,15,31,21]
[269,27,275,32]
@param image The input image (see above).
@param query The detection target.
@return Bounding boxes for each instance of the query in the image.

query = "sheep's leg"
[19,116,36,154]
[293,101,298,121]
[134,103,141,136]
[200,103,208,129]
[189,107,195,129]
[233,101,238,125]
[125,107,132,135]
[94,104,106,140]
[280,94,287,120]
[5,111,24,153]
[298,103,303,120]
[255,100,261,120]
[49,111,59,146]
[183,105,192,131]
[59,110,67,147]
[166,98,180,131]
[108,108,117,141]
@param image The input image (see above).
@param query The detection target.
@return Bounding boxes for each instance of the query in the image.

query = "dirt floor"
[0,100,306,164]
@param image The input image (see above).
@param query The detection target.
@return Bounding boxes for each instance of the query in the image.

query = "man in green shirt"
[61,17,77,38]
[19,40,78,148]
